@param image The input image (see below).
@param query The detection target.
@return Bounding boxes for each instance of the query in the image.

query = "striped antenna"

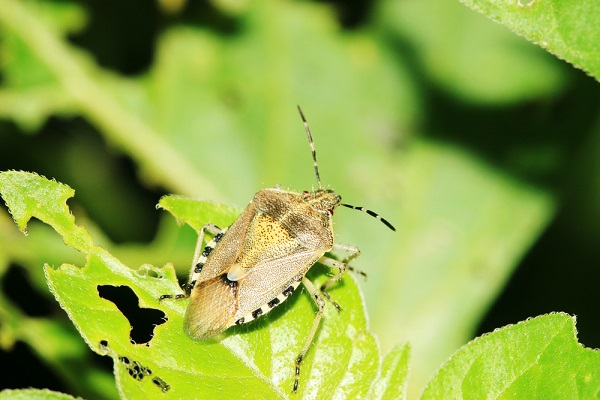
[341,203,396,231]
[297,106,322,189]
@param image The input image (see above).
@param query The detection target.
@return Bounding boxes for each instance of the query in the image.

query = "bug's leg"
[158,223,222,302]
[317,244,361,310]
[316,257,346,311]
[333,243,364,278]
[294,277,325,393]
[188,223,222,289]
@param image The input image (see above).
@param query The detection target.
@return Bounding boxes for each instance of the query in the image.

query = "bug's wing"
[185,210,305,340]
[233,247,326,321]
[183,207,257,340]
[185,248,322,339]
[195,202,257,282]
[184,274,238,340]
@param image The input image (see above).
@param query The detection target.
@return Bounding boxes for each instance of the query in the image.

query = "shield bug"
[160,106,395,392]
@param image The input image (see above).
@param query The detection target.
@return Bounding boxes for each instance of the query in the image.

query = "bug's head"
[302,189,341,215]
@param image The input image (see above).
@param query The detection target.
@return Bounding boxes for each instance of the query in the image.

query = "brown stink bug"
[160,106,395,392]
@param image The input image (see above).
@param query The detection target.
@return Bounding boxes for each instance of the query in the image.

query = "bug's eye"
[328,209,334,215]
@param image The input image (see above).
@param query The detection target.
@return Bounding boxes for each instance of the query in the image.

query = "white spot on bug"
[227,264,251,281]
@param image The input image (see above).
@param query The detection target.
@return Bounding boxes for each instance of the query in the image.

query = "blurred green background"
[0,0,598,399]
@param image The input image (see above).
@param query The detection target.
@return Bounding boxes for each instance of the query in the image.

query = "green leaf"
[2,172,410,398]
[422,313,600,399]
[157,195,242,231]
[0,388,81,400]
[0,171,94,252]
[368,342,410,400]
[458,0,600,81]
[375,0,566,103]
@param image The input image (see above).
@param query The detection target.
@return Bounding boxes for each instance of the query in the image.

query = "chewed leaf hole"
[153,376,170,392]
[135,264,164,279]
[116,354,171,392]
[98,285,166,345]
